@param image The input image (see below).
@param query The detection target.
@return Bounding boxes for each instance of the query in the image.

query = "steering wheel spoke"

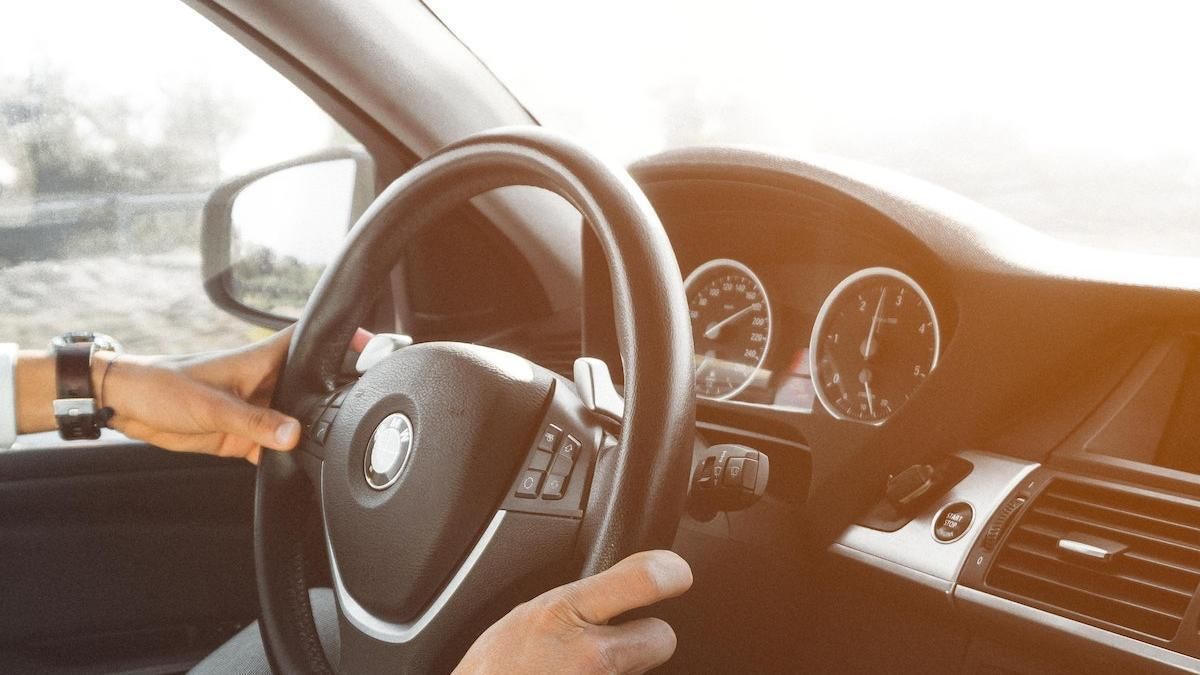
[330,507,580,672]
[498,375,608,518]
[292,382,356,462]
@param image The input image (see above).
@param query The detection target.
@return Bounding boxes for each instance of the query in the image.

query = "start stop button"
[932,501,974,543]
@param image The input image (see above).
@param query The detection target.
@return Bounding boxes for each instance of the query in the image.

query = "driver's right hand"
[453,550,692,674]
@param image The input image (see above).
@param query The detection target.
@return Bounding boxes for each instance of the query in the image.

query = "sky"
[0,0,350,261]
[427,0,1200,254]
[427,0,1200,163]
[0,0,338,179]
[2,1,1198,254]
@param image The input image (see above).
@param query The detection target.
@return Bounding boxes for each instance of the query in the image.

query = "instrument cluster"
[684,258,941,424]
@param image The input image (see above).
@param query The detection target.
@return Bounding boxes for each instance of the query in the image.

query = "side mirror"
[201,147,374,328]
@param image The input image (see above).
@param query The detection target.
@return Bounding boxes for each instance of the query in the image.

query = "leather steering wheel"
[255,127,696,673]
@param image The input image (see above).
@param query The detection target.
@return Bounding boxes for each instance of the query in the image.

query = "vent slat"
[1051,481,1200,523]
[1122,551,1200,580]
[990,565,1183,640]
[1039,492,1200,546]
[1032,505,1200,558]
[1003,541,1196,604]
[1012,524,1200,592]
[987,478,1200,644]
[993,561,1187,622]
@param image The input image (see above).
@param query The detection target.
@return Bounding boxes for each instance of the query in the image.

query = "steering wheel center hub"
[322,342,554,622]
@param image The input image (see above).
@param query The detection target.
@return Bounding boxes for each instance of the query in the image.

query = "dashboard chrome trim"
[830,542,954,598]
[834,451,1038,583]
[808,266,941,426]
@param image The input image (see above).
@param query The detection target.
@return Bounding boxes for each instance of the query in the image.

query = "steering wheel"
[255,127,696,673]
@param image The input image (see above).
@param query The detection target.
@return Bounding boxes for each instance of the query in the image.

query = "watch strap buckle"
[53,397,98,418]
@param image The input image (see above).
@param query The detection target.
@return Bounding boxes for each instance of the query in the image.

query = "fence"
[0,191,210,262]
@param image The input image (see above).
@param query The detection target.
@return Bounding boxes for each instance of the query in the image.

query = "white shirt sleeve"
[0,343,17,449]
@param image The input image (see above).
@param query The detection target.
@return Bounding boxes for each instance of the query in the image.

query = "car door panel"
[0,434,257,673]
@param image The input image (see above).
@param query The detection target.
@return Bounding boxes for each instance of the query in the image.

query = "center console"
[832,332,1200,673]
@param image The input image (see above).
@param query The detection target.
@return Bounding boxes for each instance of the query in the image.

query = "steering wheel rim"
[255,126,695,673]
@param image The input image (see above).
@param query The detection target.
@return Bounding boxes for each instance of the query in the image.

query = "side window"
[0,2,362,353]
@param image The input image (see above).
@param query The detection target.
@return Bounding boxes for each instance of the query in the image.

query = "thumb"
[556,550,692,625]
[206,390,301,451]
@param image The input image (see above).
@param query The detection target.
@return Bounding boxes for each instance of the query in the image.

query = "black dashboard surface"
[583,147,1200,542]
[662,180,952,415]
[575,147,1200,671]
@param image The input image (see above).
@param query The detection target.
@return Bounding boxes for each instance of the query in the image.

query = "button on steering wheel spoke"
[502,378,604,517]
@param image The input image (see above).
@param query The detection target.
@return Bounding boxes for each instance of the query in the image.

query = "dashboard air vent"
[987,478,1200,642]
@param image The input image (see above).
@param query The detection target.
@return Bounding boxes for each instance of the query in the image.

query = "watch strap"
[54,342,100,440]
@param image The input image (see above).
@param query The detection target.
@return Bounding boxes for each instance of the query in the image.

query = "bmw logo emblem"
[364,413,414,490]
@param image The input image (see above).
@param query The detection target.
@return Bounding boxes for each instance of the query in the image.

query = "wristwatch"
[50,331,122,440]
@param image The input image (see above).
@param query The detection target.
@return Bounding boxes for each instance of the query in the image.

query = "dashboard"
[584,154,957,438]
[578,147,1200,672]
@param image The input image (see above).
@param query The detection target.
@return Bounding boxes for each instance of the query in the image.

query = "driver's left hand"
[100,326,372,464]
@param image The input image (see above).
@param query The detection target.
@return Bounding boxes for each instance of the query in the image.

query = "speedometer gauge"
[810,267,940,424]
[684,259,773,400]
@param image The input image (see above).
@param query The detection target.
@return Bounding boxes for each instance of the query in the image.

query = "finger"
[350,328,374,353]
[112,418,228,455]
[202,389,300,451]
[589,618,678,674]
[117,415,261,461]
[557,550,692,625]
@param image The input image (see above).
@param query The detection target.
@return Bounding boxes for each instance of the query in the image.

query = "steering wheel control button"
[557,434,583,462]
[313,420,331,444]
[319,405,340,426]
[537,424,562,452]
[549,454,574,478]
[515,470,543,498]
[363,413,414,490]
[933,501,974,543]
[528,450,553,472]
[330,388,348,407]
[541,474,566,500]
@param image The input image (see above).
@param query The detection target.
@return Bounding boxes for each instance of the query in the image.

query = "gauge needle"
[704,304,756,340]
[863,379,876,417]
[863,288,887,360]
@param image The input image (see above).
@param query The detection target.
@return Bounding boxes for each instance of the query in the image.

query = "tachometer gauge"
[684,259,773,400]
[810,267,940,424]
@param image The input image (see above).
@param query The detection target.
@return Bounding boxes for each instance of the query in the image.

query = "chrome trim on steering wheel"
[322,476,509,644]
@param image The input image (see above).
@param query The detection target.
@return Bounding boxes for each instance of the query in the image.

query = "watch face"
[51,331,123,353]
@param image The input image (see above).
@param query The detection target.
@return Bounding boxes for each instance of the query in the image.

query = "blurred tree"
[1,68,113,194]
[0,65,246,197]
[230,243,324,317]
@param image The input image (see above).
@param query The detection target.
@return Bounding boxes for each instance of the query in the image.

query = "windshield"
[426,1,1200,256]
